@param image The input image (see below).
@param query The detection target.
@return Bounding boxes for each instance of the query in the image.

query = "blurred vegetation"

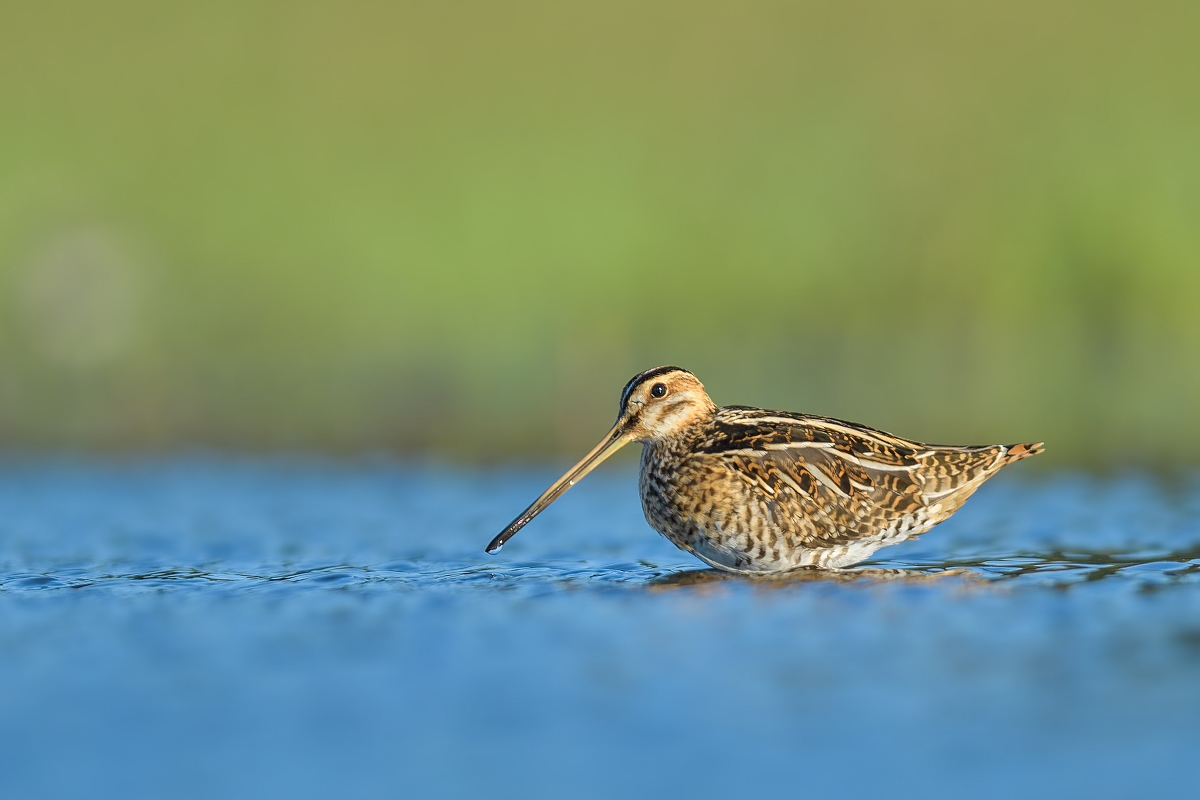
[1,0,1198,463]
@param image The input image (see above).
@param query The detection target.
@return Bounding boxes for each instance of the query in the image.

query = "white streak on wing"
[715,443,834,457]
[727,415,813,426]
[761,442,835,451]
[773,469,810,499]
[730,415,897,444]
[770,470,849,534]
[752,475,776,496]
[825,449,917,473]
[718,441,919,474]
[922,484,965,500]
[805,463,852,499]
[796,419,905,445]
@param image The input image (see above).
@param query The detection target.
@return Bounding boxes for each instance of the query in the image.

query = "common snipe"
[487,366,1042,573]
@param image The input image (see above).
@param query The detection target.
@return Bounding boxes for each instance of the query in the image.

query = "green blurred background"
[1,0,1197,463]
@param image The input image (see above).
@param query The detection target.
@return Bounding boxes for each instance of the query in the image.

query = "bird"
[486,366,1043,574]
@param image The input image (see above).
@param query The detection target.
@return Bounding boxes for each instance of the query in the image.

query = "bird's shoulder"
[697,406,924,467]
[690,406,1011,508]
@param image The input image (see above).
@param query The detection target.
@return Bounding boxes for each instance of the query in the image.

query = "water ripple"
[4,548,1199,596]
[1,458,1199,799]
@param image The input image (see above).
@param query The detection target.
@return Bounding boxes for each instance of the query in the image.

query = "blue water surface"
[1,456,1198,799]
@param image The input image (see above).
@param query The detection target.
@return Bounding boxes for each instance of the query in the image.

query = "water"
[1,457,1198,799]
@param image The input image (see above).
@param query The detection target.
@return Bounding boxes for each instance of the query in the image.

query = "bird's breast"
[637,442,693,536]
[638,441,742,546]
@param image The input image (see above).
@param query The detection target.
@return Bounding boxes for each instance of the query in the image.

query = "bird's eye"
[650,383,668,399]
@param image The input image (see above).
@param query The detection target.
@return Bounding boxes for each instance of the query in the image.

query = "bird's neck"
[645,418,710,458]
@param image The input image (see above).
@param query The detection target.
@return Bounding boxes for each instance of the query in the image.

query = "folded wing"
[698,408,1015,547]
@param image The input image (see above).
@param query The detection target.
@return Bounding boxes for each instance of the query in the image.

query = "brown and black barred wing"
[697,408,1038,547]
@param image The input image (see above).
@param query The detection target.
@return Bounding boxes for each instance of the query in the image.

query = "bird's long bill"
[485,423,631,554]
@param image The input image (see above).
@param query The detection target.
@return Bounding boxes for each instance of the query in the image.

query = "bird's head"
[485,366,715,554]
[614,366,717,442]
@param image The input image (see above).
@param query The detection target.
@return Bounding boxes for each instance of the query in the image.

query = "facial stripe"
[659,399,690,418]
[618,365,692,412]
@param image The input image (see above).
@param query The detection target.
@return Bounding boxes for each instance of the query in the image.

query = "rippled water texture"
[2,458,1199,799]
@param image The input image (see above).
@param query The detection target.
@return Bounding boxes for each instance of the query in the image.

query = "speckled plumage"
[488,367,1043,573]
[638,405,1041,572]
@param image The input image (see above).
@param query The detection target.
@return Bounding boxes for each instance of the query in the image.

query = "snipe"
[486,366,1042,573]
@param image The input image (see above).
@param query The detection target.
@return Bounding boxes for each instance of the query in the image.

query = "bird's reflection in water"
[647,566,975,590]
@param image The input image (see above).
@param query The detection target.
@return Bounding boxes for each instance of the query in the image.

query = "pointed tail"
[1001,441,1044,465]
